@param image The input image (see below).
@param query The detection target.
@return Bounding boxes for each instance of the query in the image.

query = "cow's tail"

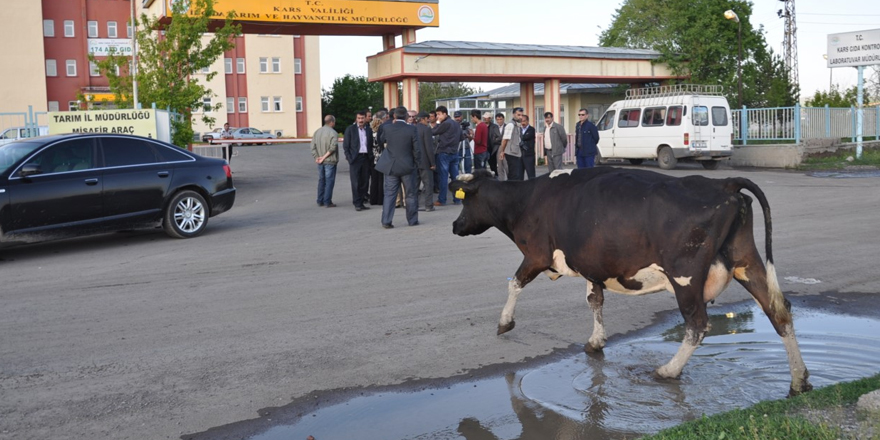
[727,178,789,322]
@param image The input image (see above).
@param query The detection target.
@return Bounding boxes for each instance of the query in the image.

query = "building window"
[224,58,232,74]
[200,66,210,74]
[66,59,77,77]
[271,57,281,73]
[107,21,117,38]
[294,58,302,74]
[236,58,245,73]
[89,61,100,77]
[43,20,54,37]
[68,101,80,111]
[226,97,235,113]
[88,21,98,38]
[259,57,268,73]
[48,101,60,112]
[127,22,132,38]
[202,97,212,113]
[46,59,57,77]
[261,97,269,112]
[296,96,303,112]
[238,97,247,112]
[273,96,282,112]
[64,20,75,38]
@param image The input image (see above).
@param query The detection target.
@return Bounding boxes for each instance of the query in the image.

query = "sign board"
[87,39,133,56]
[827,28,880,68]
[48,109,169,142]
[174,0,439,27]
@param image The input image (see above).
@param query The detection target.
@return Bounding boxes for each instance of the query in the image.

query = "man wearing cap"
[415,111,436,211]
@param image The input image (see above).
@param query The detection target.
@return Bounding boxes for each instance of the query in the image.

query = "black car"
[0,133,235,246]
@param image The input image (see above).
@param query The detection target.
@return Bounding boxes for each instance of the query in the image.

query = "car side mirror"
[19,164,42,178]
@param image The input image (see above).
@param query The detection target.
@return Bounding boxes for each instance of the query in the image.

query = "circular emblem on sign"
[830,35,840,46]
[418,5,435,24]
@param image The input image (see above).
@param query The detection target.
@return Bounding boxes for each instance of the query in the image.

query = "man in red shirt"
[471,109,489,170]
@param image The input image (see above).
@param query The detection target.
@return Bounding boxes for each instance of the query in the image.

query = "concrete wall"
[730,140,880,168]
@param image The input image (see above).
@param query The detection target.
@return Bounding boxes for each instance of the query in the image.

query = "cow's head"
[450,170,497,236]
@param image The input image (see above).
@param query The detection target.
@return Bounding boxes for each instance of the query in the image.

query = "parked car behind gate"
[229,127,274,144]
[595,84,733,170]
[0,133,236,247]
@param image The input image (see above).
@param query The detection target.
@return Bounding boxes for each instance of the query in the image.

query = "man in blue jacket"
[431,106,465,206]
[576,109,600,168]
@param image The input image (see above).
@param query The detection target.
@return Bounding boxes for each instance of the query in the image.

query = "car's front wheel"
[164,190,209,239]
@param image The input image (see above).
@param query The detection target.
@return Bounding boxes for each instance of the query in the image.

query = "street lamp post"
[724,10,743,109]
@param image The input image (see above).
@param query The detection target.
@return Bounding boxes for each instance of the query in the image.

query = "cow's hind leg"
[498,259,545,335]
[657,282,710,379]
[733,254,812,395]
[585,281,607,352]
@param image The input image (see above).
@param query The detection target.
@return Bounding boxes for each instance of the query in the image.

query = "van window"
[597,110,615,131]
[667,106,683,126]
[693,106,709,126]
[642,107,666,127]
[711,107,729,126]
[618,109,641,128]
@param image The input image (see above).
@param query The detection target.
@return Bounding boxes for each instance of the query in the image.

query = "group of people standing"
[308,104,601,229]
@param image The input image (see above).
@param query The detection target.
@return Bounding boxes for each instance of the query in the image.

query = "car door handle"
[157,171,170,178]
[84,178,99,185]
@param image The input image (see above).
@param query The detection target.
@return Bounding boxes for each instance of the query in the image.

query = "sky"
[318,0,880,101]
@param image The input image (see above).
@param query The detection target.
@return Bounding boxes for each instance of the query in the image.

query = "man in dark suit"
[519,114,537,180]
[343,110,374,211]
[414,111,436,211]
[542,111,568,173]
[376,107,422,228]
[576,109,600,168]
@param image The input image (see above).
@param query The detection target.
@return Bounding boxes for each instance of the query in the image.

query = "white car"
[0,126,49,146]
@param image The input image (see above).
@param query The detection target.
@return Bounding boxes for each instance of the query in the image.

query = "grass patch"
[640,373,880,440]
[799,148,880,170]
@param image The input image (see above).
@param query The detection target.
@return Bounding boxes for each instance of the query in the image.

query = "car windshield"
[0,141,43,175]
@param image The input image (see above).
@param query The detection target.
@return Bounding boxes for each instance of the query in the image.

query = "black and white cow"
[449,168,812,396]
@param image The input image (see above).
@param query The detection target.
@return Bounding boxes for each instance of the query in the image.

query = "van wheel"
[629,159,644,165]
[657,147,677,170]
[701,160,720,170]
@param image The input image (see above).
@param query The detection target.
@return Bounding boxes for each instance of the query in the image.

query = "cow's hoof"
[788,380,813,397]
[497,320,515,335]
[655,365,681,379]
[584,342,604,353]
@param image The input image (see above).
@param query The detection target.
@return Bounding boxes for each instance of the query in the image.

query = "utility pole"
[778,0,799,98]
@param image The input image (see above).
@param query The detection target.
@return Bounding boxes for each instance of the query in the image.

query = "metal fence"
[733,104,880,144]
[0,106,45,139]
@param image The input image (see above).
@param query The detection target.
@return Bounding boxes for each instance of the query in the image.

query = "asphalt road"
[1,143,879,440]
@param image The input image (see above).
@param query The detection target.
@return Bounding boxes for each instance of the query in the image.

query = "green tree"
[599,0,798,108]
[418,82,478,113]
[321,75,384,129]
[92,0,241,147]
[804,85,859,107]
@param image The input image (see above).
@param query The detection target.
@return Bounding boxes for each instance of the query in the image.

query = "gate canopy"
[367,41,683,84]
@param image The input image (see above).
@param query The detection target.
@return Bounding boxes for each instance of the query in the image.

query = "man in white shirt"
[499,107,524,181]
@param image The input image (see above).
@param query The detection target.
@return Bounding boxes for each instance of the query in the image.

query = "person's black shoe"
[425,206,435,212]
[382,223,394,229]
[409,221,419,226]
[355,206,363,211]
[360,205,370,210]
[317,202,324,207]
[325,203,337,208]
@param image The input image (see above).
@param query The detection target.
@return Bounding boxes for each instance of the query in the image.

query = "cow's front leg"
[585,281,607,352]
[498,278,523,334]
[657,286,709,379]
[498,260,544,335]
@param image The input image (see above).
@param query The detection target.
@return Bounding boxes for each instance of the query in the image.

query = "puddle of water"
[243,306,880,440]
[808,170,880,178]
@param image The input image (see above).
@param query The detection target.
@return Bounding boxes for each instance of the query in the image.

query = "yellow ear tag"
[455,188,466,200]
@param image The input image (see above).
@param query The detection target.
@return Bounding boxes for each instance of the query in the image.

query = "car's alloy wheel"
[164,190,209,238]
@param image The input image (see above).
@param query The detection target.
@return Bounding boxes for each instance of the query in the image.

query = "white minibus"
[595,85,733,170]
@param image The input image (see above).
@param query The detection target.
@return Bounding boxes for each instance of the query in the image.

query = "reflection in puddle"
[244,306,880,440]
